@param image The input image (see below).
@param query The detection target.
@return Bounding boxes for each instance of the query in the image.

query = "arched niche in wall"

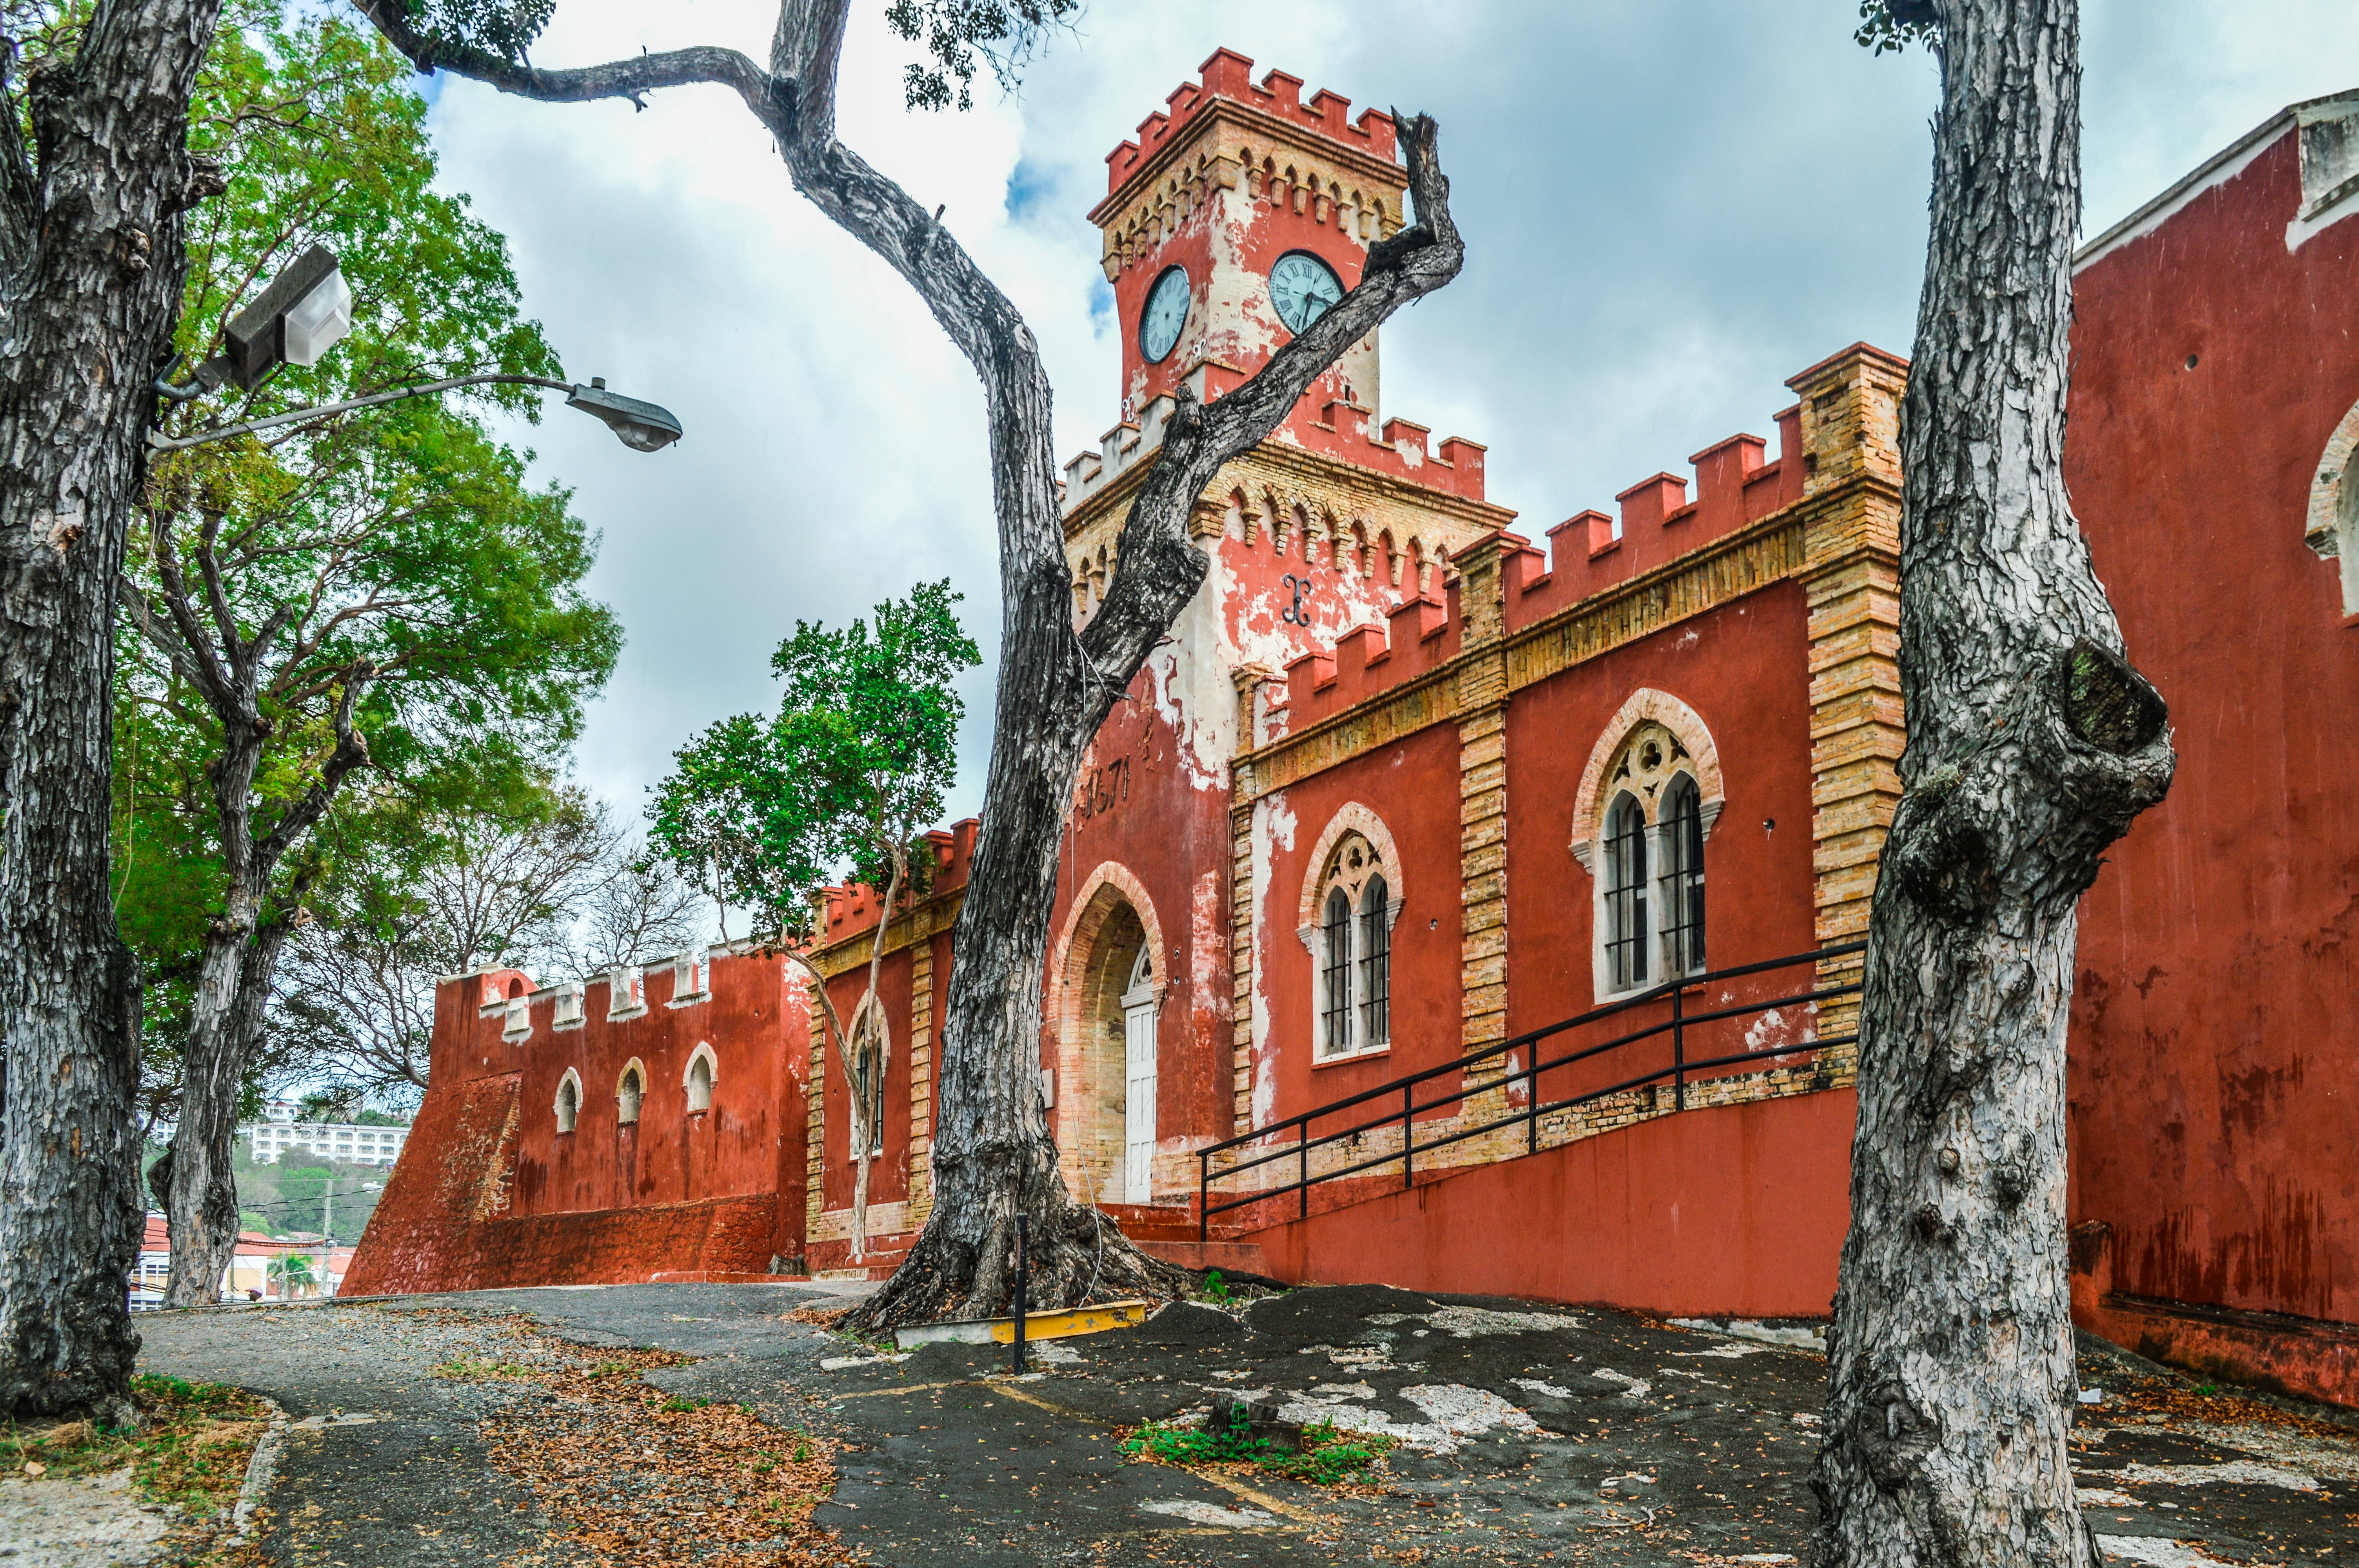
[615,1058,647,1124]
[553,1068,583,1135]
[844,994,889,1159]
[683,1042,718,1115]
[2307,396,2359,614]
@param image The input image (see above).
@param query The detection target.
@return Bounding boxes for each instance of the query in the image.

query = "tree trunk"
[160,884,271,1308]
[349,0,1464,1331]
[1808,2,2175,1563]
[0,0,225,1419]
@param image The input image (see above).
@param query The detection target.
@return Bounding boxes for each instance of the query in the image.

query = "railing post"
[1198,1149,1207,1243]
[1526,1050,1538,1156]
[1402,1085,1413,1189]
[1673,982,1687,1112]
[1299,1125,1309,1219]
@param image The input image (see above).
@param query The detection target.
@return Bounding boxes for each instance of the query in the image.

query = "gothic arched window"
[616,1062,645,1125]
[554,1071,581,1134]
[1358,875,1390,1046]
[1321,886,1354,1055]
[1602,792,1650,993]
[1312,829,1397,1060]
[683,1046,716,1114]
[1659,775,1707,978]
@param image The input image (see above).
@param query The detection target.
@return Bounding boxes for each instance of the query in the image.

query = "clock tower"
[1089,47,1407,430]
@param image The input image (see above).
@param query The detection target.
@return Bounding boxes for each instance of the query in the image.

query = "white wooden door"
[1122,948,1158,1203]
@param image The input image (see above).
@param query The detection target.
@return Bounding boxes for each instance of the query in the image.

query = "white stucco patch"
[1249,792,1295,1127]
[1271,1383,1540,1455]
[1141,1498,1276,1529]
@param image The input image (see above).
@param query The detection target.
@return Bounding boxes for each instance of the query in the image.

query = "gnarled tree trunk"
[1808,1,2175,1562]
[352,0,1465,1331]
[0,0,225,1418]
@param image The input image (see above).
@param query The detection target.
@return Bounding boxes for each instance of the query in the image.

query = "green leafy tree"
[265,1250,314,1299]
[278,778,703,1096]
[116,4,621,1310]
[649,581,978,1257]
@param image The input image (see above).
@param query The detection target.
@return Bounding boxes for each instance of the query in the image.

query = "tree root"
[844,1196,1191,1335]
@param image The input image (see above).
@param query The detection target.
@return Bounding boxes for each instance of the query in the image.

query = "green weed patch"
[1123,1404,1396,1488]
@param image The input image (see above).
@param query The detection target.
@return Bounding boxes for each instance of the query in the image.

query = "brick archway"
[1050,862,1167,1203]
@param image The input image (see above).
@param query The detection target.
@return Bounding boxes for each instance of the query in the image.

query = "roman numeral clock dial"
[1270,251,1345,335]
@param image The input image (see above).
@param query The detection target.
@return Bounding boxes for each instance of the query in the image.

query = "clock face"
[1140,266,1190,365]
[1270,251,1345,335]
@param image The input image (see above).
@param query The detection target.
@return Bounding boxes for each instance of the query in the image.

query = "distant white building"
[246,1120,410,1167]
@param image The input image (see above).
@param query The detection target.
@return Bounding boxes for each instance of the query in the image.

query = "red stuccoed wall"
[1246,1087,1856,1318]
[2062,120,2359,1405]
[342,952,809,1295]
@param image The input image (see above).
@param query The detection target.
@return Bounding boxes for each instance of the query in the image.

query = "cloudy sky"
[419,0,2357,862]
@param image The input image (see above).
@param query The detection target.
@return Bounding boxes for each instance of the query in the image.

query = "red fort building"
[346,55,2359,1412]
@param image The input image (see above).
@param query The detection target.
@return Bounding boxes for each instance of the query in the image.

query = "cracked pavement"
[131,1281,2358,1565]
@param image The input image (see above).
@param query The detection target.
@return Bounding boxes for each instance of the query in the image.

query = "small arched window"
[616,1063,644,1125]
[1658,776,1707,978]
[1357,875,1390,1047]
[1602,792,1650,993]
[849,998,887,1156]
[1321,886,1354,1055]
[685,1050,714,1114]
[554,1071,580,1134]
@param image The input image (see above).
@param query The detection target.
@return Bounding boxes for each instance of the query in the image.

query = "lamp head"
[566,377,684,453]
[222,245,353,388]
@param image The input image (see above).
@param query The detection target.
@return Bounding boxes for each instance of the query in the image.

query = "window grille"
[1321,886,1354,1056]
[1603,793,1650,992]
[1659,777,1707,978]
[851,1047,885,1154]
[1358,875,1390,1046]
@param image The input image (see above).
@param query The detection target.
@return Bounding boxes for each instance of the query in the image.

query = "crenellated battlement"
[1504,405,1807,628]
[1248,349,1911,735]
[1102,48,1397,200]
[814,818,979,951]
[1059,360,1487,518]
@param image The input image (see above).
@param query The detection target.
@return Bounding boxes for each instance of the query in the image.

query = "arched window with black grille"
[1603,792,1650,992]
[1358,875,1390,1046]
[1659,775,1706,978]
[1321,886,1355,1056]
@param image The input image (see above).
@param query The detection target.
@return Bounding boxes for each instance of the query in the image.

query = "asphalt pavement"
[132,1281,2359,1566]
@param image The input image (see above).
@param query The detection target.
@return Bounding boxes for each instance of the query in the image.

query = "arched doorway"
[1053,870,1166,1205]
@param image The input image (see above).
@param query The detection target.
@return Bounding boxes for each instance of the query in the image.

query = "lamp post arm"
[148,373,576,451]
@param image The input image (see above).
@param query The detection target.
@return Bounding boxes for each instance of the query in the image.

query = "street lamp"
[153,245,683,454]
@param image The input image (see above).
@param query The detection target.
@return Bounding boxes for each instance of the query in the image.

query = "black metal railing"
[1197,942,1866,1240]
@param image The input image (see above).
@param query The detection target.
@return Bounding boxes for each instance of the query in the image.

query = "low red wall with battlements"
[343,947,810,1295]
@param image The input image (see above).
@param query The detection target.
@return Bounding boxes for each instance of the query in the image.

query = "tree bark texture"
[120,518,372,1306]
[353,0,1463,1330]
[1808,2,2174,1563]
[0,0,225,1417]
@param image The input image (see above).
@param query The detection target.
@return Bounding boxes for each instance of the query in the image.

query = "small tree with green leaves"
[650,581,977,1258]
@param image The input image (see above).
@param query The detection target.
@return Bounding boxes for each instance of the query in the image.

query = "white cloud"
[417,0,2358,834]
